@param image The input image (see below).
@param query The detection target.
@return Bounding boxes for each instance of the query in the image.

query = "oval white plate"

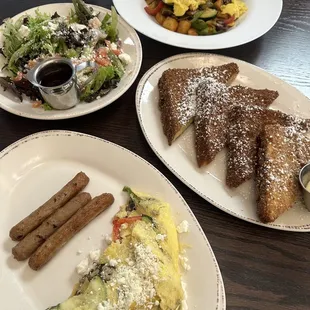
[136,53,310,232]
[0,130,225,309]
[0,3,142,120]
[113,0,282,50]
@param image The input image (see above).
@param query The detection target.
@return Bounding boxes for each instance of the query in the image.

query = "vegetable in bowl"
[0,0,131,108]
[144,0,247,36]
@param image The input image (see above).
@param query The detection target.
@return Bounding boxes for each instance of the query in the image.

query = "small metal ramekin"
[299,163,310,211]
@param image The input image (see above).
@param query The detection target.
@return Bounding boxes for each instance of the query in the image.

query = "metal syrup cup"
[299,162,310,211]
[27,58,97,110]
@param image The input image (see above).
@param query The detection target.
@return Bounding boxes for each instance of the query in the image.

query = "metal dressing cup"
[27,58,97,110]
[299,162,310,211]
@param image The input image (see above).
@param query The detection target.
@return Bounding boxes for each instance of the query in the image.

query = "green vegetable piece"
[66,49,79,58]
[72,0,93,25]
[142,214,153,224]
[200,8,217,19]
[8,39,35,74]
[191,11,204,23]
[102,7,119,42]
[42,103,53,111]
[191,19,208,31]
[80,66,115,101]
[108,51,124,78]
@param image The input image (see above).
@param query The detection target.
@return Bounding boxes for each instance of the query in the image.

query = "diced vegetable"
[223,15,235,25]
[144,1,164,16]
[155,12,166,25]
[188,28,198,35]
[177,20,191,34]
[101,7,119,42]
[200,8,217,20]
[72,0,93,25]
[112,216,142,241]
[191,19,207,31]
[214,0,223,10]
[162,17,178,32]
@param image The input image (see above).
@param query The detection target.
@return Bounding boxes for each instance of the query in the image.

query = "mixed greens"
[0,0,131,107]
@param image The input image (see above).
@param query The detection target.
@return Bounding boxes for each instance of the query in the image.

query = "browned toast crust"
[195,85,279,167]
[256,125,300,223]
[226,105,310,188]
[158,63,239,145]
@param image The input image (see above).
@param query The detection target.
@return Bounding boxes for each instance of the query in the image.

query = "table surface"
[1,1,310,309]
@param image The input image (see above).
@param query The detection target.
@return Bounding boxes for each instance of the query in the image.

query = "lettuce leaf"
[80,66,115,101]
[101,7,118,42]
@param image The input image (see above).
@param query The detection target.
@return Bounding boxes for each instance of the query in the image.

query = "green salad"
[0,0,131,107]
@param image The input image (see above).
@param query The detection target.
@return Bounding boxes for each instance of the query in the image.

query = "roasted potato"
[155,12,166,25]
[188,28,198,36]
[177,20,191,34]
[162,17,178,32]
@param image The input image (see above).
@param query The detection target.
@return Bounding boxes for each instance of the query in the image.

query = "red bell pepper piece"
[112,216,142,241]
[223,15,235,25]
[144,1,164,16]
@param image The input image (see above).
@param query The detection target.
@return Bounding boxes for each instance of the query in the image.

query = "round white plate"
[0,3,142,120]
[0,130,225,309]
[113,0,282,50]
[136,53,310,232]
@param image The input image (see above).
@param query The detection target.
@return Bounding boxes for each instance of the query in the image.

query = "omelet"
[48,187,185,310]
[221,0,247,19]
[163,0,207,16]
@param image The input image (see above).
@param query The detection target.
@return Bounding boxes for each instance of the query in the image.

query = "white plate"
[0,130,225,309]
[136,53,310,232]
[113,0,282,50]
[0,3,142,120]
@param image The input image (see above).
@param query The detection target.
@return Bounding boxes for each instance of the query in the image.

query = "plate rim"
[0,3,143,120]
[113,0,283,50]
[135,52,310,232]
[0,129,226,309]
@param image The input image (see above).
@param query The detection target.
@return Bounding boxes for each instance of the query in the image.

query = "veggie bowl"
[144,0,247,36]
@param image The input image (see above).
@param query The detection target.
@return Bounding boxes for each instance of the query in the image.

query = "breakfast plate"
[0,130,225,309]
[0,3,142,120]
[113,0,283,50]
[136,53,310,232]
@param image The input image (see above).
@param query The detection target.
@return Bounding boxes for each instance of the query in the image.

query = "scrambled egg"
[163,0,206,17]
[221,0,248,19]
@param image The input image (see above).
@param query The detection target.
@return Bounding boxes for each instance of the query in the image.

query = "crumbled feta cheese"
[177,220,189,233]
[154,300,160,306]
[76,250,83,255]
[155,234,166,241]
[88,17,101,29]
[18,25,30,38]
[181,281,188,310]
[109,259,118,267]
[179,255,191,271]
[47,21,58,31]
[118,53,131,65]
[120,223,128,230]
[89,249,101,263]
[70,23,87,32]
[110,42,118,50]
[103,234,112,245]
[76,257,91,276]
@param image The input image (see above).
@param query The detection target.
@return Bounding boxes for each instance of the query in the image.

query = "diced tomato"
[13,72,23,82]
[144,1,164,16]
[112,49,121,56]
[97,47,108,58]
[95,56,111,67]
[112,216,142,241]
[223,15,235,26]
[32,100,42,108]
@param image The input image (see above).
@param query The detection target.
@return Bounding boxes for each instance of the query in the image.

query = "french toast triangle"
[226,105,310,188]
[194,83,279,168]
[256,124,310,223]
[158,63,239,145]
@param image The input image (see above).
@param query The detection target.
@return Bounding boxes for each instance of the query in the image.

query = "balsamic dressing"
[38,63,73,87]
